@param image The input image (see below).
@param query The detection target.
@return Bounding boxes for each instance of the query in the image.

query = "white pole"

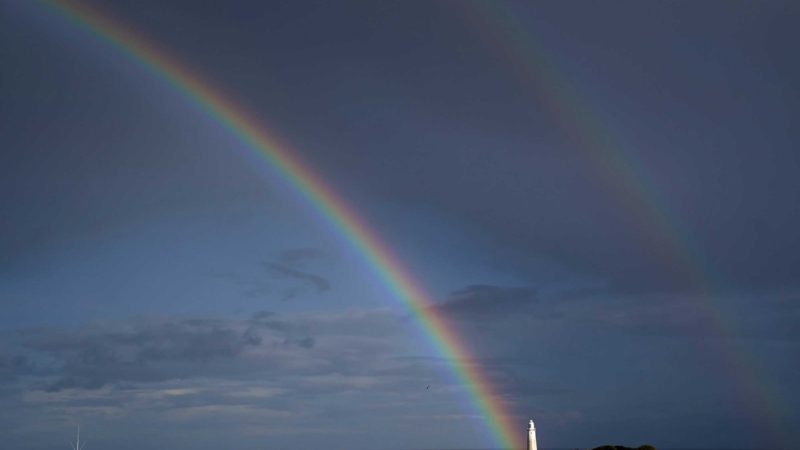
[71,425,85,450]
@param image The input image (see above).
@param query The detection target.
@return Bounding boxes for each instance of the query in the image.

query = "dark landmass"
[590,445,657,450]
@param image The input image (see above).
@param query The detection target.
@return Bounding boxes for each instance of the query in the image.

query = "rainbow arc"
[45,1,523,449]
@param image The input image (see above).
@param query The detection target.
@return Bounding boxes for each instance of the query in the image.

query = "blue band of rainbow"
[44,1,523,449]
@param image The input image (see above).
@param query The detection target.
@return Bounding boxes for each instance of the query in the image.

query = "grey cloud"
[490,372,572,399]
[0,309,419,395]
[0,307,482,449]
[436,282,800,342]
[419,282,800,429]
[568,290,800,342]
[209,252,331,301]
[10,316,318,392]
[0,354,29,381]
[208,271,273,299]
[251,310,275,321]
[265,262,331,293]
[278,248,326,264]
[434,285,541,317]
[292,336,315,349]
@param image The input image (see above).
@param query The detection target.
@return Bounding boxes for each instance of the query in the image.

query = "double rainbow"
[44,1,522,449]
[40,1,791,447]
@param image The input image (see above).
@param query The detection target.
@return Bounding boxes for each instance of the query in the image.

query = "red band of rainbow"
[44,1,524,449]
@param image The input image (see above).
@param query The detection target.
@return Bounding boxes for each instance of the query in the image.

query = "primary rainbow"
[43,1,523,449]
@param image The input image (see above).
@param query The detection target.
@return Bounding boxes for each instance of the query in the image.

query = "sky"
[1,1,799,449]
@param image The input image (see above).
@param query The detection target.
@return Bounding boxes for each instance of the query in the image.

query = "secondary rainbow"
[459,1,789,447]
[43,1,523,449]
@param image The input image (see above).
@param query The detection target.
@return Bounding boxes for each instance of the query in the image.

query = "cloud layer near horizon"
[2,284,798,449]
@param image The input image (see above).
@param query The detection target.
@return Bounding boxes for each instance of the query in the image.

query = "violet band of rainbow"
[44,1,524,449]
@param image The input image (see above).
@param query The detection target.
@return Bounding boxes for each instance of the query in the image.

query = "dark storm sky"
[1,1,799,449]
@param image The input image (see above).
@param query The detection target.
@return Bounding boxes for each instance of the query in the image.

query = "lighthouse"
[527,419,537,450]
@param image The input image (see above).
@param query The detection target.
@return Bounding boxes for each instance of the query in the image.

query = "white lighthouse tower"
[527,419,537,450]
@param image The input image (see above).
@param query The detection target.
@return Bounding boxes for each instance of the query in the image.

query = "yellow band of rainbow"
[44,1,523,449]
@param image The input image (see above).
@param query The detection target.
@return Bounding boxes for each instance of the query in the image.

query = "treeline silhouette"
[588,445,656,450]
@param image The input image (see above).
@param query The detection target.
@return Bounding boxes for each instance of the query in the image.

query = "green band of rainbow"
[43,1,523,449]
